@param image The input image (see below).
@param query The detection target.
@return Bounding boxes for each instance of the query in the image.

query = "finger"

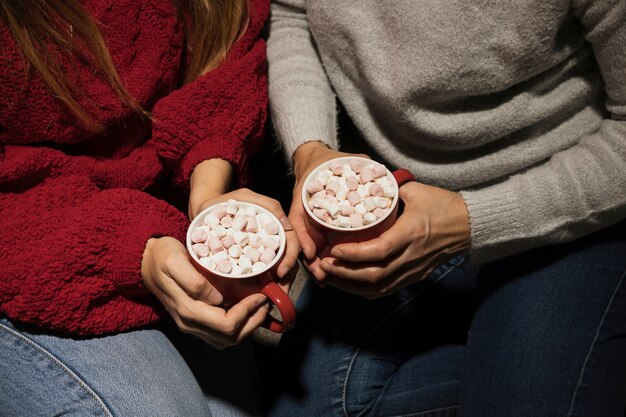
[277,230,301,278]
[233,302,272,343]
[302,255,328,282]
[165,256,224,305]
[319,253,407,283]
[330,213,417,262]
[277,259,299,293]
[290,196,318,260]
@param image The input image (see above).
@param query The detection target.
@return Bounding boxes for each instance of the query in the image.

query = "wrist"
[190,159,233,196]
[293,140,332,179]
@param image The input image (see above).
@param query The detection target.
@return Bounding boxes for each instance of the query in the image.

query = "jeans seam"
[341,260,464,417]
[566,267,626,417]
[0,321,115,417]
[387,404,459,417]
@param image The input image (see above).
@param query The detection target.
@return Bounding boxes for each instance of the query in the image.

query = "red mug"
[301,156,415,257]
[186,201,296,333]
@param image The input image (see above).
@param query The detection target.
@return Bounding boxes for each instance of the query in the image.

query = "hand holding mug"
[141,236,270,349]
[319,181,471,299]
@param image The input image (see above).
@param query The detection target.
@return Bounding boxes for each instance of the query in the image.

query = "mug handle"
[392,169,416,186]
[260,281,296,333]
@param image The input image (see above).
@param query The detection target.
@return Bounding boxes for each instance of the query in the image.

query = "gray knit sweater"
[267,0,626,263]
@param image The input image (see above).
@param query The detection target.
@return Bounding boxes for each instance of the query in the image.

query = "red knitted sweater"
[0,0,268,335]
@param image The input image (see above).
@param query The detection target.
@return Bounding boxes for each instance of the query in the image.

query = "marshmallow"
[221,234,235,249]
[329,160,344,175]
[325,180,339,196]
[208,236,225,253]
[231,264,243,275]
[231,215,247,231]
[236,207,247,217]
[306,179,324,194]
[362,197,377,212]
[372,164,387,178]
[347,191,361,206]
[209,226,227,238]
[335,186,349,201]
[217,260,232,274]
[383,185,395,198]
[360,166,375,183]
[226,199,238,215]
[211,205,228,219]
[248,233,262,248]
[243,246,261,263]
[244,206,257,217]
[346,176,359,191]
[238,255,252,273]
[220,216,233,228]
[264,236,280,251]
[374,197,390,208]
[191,227,209,243]
[355,204,367,214]
[193,244,210,258]
[203,213,220,228]
[327,202,341,218]
[260,248,276,264]
[233,230,249,246]
[264,221,280,235]
[228,244,243,258]
[337,215,351,228]
[212,251,229,263]
[245,216,258,232]
[341,205,355,216]
[349,159,363,173]
[363,212,377,225]
[369,183,384,197]
[199,257,215,271]
[313,208,330,222]
[350,213,363,228]
[373,207,388,219]
[317,170,331,186]
[252,262,267,273]
[357,185,370,198]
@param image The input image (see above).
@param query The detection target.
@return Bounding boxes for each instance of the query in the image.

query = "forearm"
[188,158,234,218]
[267,0,338,159]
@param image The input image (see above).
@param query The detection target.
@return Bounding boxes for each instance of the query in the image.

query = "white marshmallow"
[233,230,249,246]
[357,185,370,198]
[374,197,390,208]
[362,197,377,212]
[212,251,229,263]
[238,255,252,273]
[317,169,332,186]
[226,199,239,215]
[363,212,377,225]
[252,262,267,273]
[383,185,395,198]
[327,202,341,218]
[244,206,257,217]
[209,226,227,238]
[355,204,366,214]
[228,245,243,258]
[231,215,247,231]
[203,213,220,228]
[337,215,351,228]
[248,233,262,248]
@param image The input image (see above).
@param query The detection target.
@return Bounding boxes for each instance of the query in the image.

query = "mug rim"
[301,156,399,232]
[186,200,286,279]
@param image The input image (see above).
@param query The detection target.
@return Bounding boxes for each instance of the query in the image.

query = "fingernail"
[320,261,331,271]
[331,248,343,258]
[254,294,268,308]
[208,289,224,305]
[279,216,294,231]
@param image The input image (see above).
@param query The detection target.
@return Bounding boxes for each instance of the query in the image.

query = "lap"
[267,223,626,417]
[0,318,259,417]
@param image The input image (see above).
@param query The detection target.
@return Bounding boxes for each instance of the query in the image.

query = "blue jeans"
[0,319,260,417]
[266,222,626,417]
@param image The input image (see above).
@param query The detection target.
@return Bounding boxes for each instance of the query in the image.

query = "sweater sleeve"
[267,0,338,158]
[0,147,189,335]
[153,0,269,189]
[460,0,626,263]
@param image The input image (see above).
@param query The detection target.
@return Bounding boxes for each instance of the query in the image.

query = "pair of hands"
[289,141,471,299]
[141,160,300,349]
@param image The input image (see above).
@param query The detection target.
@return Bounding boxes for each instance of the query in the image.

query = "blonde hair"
[0,0,248,131]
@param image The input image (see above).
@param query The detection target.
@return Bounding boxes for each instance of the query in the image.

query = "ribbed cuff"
[460,185,528,264]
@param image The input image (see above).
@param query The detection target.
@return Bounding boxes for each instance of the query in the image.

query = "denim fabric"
[0,319,260,417]
[266,222,626,417]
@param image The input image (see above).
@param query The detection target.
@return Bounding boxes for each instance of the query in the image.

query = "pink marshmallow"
[260,248,276,264]
[208,237,224,253]
[264,236,280,251]
[212,205,228,219]
[325,180,339,196]
[349,159,363,173]
[245,216,258,233]
[373,207,388,219]
[192,244,210,258]
[329,161,344,175]
[306,179,324,195]
[368,183,384,197]
[312,190,327,200]
[191,228,208,243]
[243,246,261,263]
[220,235,235,249]
[341,205,355,216]
[372,164,387,178]
[220,216,233,228]
[264,221,279,235]
[346,176,359,191]
[347,191,361,206]
[217,260,232,274]
[313,208,330,222]
[350,213,364,228]
[360,166,375,183]
[231,215,247,231]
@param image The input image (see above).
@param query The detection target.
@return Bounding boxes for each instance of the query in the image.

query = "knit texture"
[267,0,626,263]
[0,0,269,335]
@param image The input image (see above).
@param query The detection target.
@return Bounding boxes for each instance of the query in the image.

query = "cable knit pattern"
[0,0,268,335]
